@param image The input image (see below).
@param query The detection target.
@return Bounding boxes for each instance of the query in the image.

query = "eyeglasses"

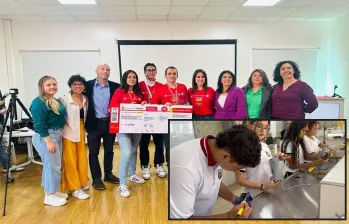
[146,69,156,73]
[255,125,270,133]
[72,83,84,87]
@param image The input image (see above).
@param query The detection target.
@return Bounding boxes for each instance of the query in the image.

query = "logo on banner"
[161,106,168,112]
[144,116,154,121]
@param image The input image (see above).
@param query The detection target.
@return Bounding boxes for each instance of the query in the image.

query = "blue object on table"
[233,192,253,206]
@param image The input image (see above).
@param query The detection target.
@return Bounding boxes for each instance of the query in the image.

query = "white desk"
[319,156,345,219]
[4,129,43,172]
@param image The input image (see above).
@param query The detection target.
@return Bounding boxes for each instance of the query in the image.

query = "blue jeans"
[32,129,63,193]
[192,114,214,120]
[117,133,142,185]
[162,134,169,165]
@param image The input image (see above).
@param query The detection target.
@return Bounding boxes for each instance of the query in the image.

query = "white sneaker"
[156,165,167,178]
[55,192,68,199]
[72,189,90,200]
[142,165,151,180]
[118,185,130,198]
[82,185,90,191]
[44,194,67,207]
[129,175,145,184]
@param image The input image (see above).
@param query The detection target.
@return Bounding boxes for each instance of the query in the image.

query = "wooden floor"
[0,142,348,224]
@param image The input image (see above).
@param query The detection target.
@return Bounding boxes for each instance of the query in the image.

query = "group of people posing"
[16,59,318,208]
[170,120,329,219]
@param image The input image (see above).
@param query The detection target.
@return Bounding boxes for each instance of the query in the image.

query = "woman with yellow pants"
[60,74,90,200]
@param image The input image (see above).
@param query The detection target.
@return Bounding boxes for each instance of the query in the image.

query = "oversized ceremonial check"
[110,104,193,133]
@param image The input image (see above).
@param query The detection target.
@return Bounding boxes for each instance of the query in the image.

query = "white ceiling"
[0,0,349,22]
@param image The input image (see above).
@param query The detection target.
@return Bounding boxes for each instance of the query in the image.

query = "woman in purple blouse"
[271,61,318,119]
[213,70,247,119]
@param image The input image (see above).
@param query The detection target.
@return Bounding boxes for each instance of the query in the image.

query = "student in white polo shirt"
[281,121,325,177]
[303,121,329,162]
[235,120,289,197]
[170,125,262,219]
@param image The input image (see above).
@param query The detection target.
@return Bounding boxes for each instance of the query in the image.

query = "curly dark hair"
[192,69,208,93]
[273,60,301,84]
[216,70,236,94]
[281,121,308,163]
[67,74,87,88]
[120,70,141,97]
[215,124,261,167]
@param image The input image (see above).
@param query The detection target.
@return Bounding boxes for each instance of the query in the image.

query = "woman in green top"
[242,69,274,119]
[30,76,68,207]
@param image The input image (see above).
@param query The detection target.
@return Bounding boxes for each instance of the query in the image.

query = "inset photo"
[169,119,346,220]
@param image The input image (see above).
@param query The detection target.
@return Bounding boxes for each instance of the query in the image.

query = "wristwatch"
[260,184,264,191]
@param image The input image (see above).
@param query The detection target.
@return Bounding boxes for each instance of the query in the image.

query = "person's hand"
[262,181,282,191]
[0,109,7,115]
[165,102,172,106]
[313,160,325,167]
[47,140,57,153]
[321,153,329,160]
[141,101,147,105]
[0,100,4,105]
[274,152,290,160]
[228,202,252,219]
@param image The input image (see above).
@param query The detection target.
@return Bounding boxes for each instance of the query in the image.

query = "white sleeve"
[314,137,321,146]
[170,166,200,219]
[285,143,293,154]
[303,138,316,154]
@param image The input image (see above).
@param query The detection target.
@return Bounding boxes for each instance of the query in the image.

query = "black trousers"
[139,134,164,166]
[87,119,116,181]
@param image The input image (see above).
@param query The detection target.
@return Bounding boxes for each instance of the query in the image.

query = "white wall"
[0,20,332,101]
[328,15,349,137]
[0,20,9,92]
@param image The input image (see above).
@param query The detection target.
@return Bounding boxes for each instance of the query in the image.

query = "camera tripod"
[0,88,32,216]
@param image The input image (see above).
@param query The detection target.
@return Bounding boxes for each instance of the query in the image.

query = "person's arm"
[191,202,252,219]
[109,90,121,110]
[235,170,280,191]
[303,137,318,161]
[286,156,324,169]
[234,88,247,119]
[218,182,236,203]
[300,83,318,113]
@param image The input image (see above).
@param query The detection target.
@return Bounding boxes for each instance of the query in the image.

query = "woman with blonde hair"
[60,74,89,200]
[30,76,67,206]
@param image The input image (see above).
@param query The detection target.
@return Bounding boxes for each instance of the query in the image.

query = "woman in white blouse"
[303,121,328,161]
[60,74,90,200]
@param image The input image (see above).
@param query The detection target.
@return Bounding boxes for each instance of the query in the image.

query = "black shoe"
[92,179,106,190]
[104,173,120,184]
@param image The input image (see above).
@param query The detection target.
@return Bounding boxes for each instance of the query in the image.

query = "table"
[3,129,43,172]
[250,158,341,219]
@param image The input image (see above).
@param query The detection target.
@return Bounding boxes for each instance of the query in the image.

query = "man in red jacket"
[139,63,166,179]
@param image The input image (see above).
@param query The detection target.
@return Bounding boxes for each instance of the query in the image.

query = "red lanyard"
[167,83,178,99]
[145,83,155,99]
[128,92,136,103]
